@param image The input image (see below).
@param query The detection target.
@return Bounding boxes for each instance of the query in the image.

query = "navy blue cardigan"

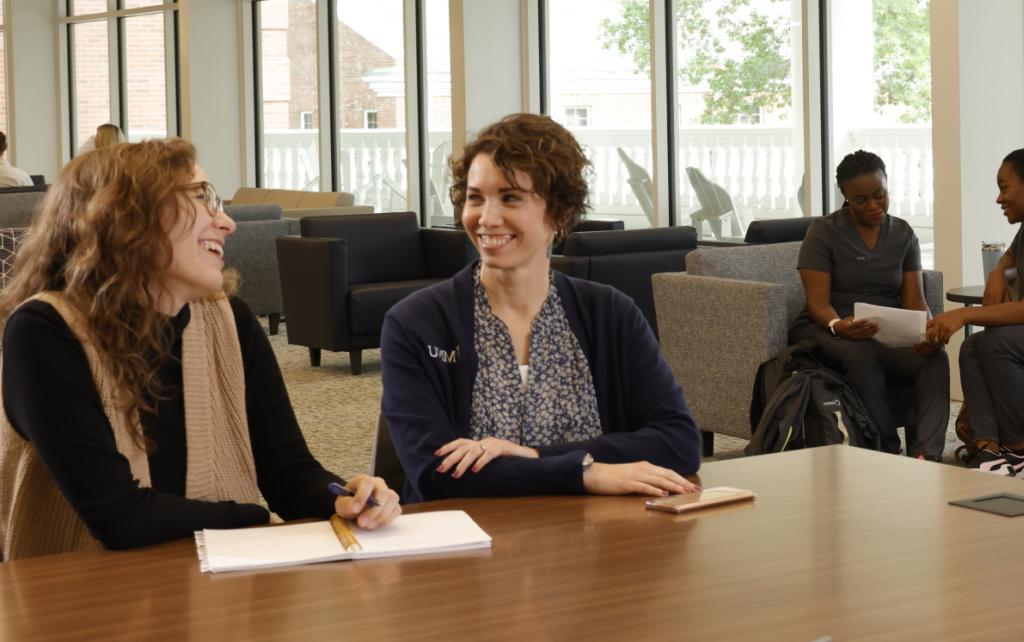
[380,263,701,503]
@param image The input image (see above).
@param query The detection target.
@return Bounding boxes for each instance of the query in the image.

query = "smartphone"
[645,486,756,514]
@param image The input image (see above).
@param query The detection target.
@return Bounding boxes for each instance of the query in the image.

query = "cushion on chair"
[265,190,305,209]
[686,242,806,323]
[229,187,268,205]
[743,218,815,244]
[349,278,445,336]
[586,250,690,332]
[301,212,427,284]
[562,226,697,257]
[551,220,625,255]
[224,203,283,222]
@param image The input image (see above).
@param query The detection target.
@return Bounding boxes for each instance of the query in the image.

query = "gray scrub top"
[793,208,921,328]
[1006,226,1024,280]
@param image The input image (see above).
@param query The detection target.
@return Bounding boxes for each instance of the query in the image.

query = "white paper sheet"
[853,302,926,348]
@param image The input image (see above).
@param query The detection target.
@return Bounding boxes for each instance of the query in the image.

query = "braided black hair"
[835,150,887,194]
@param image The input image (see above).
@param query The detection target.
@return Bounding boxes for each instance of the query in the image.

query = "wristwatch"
[828,318,842,338]
[581,452,594,473]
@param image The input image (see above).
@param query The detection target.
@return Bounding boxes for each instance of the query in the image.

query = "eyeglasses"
[187,181,223,215]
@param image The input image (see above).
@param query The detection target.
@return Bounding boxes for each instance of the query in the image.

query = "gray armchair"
[652,242,943,455]
[223,203,295,334]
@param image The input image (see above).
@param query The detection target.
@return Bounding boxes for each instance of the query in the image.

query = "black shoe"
[965,448,1004,469]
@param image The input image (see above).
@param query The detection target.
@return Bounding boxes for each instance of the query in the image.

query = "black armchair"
[276,212,477,373]
[551,226,698,337]
[743,217,814,244]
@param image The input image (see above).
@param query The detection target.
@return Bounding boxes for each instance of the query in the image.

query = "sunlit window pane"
[667,0,804,240]
[335,0,407,212]
[0,34,7,133]
[829,0,933,267]
[425,0,452,225]
[121,1,167,9]
[259,0,320,190]
[553,0,653,229]
[124,12,168,141]
[72,0,109,16]
[72,20,111,152]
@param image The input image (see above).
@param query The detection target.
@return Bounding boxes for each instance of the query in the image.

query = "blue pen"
[327,481,381,507]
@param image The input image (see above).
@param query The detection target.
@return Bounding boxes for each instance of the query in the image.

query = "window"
[425,0,453,226]
[63,2,179,155]
[827,0,933,266]
[70,19,111,151]
[256,0,320,190]
[364,110,378,129]
[0,0,8,134]
[564,106,590,128]
[124,10,168,141]
[670,0,804,240]
[551,0,653,229]
[335,0,407,212]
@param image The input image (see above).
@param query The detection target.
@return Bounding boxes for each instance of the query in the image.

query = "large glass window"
[71,20,111,151]
[124,11,168,141]
[72,0,108,15]
[828,0,933,266]
[64,2,178,155]
[425,0,453,226]
[335,0,407,211]
[0,0,7,135]
[669,0,804,240]
[556,0,653,229]
[258,0,320,190]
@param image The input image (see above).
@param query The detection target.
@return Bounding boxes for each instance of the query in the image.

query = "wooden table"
[3,446,1024,641]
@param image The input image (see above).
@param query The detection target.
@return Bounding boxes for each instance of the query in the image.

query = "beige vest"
[0,292,261,560]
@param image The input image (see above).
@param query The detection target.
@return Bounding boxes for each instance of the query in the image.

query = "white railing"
[263,125,934,229]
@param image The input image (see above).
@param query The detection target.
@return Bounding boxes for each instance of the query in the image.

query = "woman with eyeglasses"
[0,139,400,560]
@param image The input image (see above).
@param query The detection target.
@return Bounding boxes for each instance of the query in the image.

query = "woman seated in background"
[927,148,1024,474]
[380,113,701,503]
[0,139,399,560]
[77,123,126,154]
[790,150,949,460]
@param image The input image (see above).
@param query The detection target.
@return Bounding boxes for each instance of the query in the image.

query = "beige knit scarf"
[0,292,260,560]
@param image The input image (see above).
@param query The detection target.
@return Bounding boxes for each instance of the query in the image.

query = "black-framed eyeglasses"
[187,181,223,215]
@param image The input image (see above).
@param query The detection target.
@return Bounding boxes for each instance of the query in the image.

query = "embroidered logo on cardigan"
[428,345,459,364]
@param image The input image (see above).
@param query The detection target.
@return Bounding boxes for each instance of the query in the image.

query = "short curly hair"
[449,113,592,238]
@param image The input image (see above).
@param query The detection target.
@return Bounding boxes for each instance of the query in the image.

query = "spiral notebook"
[195,510,492,573]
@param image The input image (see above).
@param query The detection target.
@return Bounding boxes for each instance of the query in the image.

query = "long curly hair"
[449,113,592,238]
[0,138,223,445]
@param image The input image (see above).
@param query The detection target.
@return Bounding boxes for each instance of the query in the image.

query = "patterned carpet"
[268,322,969,478]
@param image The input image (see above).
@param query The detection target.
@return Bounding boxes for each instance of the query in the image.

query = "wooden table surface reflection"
[2,446,1023,641]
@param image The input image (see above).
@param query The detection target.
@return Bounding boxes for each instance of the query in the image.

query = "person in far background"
[0,131,33,188]
[77,123,127,155]
[790,150,949,461]
[927,148,1024,476]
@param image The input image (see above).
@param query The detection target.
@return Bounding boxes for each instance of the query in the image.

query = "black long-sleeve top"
[2,297,343,550]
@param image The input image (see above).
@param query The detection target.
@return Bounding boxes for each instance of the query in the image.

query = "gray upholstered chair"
[652,242,943,455]
[223,203,295,334]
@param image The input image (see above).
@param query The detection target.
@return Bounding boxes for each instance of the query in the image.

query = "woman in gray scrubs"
[927,148,1024,474]
[790,150,949,460]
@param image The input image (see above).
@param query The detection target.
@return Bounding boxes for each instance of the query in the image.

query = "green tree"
[874,0,931,123]
[601,0,791,125]
[601,0,932,125]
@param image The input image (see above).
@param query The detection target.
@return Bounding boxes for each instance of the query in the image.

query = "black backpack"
[745,343,880,455]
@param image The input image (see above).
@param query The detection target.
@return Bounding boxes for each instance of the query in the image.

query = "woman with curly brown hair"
[381,113,701,502]
[0,139,399,560]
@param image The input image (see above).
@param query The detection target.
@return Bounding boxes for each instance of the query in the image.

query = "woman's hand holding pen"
[434,437,539,478]
[330,475,401,530]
